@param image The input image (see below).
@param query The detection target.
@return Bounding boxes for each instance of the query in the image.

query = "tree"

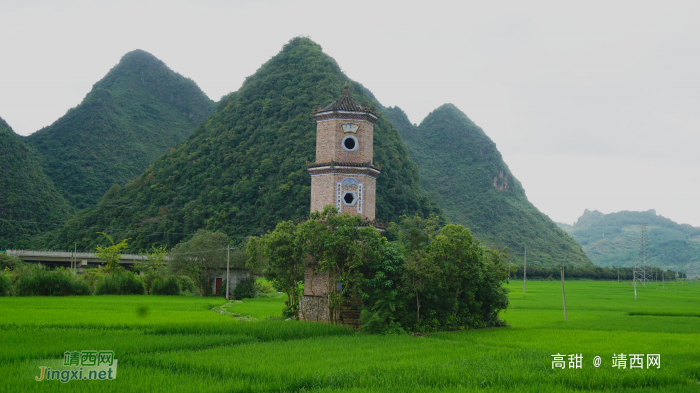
[247,221,305,318]
[135,245,169,294]
[389,214,441,325]
[170,229,229,296]
[425,224,509,329]
[358,242,407,333]
[388,214,440,254]
[402,250,438,325]
[94,232,130,273]
[296,205,385,323]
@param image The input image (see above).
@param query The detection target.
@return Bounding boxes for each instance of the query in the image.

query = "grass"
[1,280,699,392]
[221,292,287,320]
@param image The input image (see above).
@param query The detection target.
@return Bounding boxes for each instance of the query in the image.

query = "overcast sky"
[1,0,699,227]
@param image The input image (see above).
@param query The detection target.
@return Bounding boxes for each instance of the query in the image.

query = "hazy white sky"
[1,0,699,227]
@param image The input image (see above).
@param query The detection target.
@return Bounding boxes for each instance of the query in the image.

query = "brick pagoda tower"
[306,83,380,219]
[300,83,380,325]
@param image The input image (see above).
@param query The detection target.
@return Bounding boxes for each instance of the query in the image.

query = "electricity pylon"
[634,223,652,286]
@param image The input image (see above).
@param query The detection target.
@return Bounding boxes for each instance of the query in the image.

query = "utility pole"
[523,247,527,294]
[72,243,77,275]
[226,247,230,301]
[634,266,637,301]
[560,265,567,322]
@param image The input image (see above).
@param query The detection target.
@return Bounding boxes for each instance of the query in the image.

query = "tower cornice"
[314,111,378,124]
[307,160,381,178]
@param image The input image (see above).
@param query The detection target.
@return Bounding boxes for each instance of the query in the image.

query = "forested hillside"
[0,117,74,248]
[384,104,591,267]
[557,209,700,274]
[39,38,441,251]
[27,50,216,209]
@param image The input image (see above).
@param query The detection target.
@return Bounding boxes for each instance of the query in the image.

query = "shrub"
[232,276,258,300]
[81,267,108,293]
[141,271,159,294]
[0,273,9,296]
[13,266,90,296]
[0,254,24,270]
[359,310,406,334]
[177,275,197,294]
[151,276,181,295]
[258,278,274,294]
[95,271,145,295]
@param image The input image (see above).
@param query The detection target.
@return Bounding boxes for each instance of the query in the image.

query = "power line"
[0,216,252,238]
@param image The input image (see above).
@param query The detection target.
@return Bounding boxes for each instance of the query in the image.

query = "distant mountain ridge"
[0,116,73,248]
[38,37,442,251]
[26,50,216,209]
[557,209,700,275]
[384,104,591,267]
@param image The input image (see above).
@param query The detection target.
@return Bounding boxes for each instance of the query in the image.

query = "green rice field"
[1,280,699,392]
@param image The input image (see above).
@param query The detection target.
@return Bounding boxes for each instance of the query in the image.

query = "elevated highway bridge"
[3,250,146,271]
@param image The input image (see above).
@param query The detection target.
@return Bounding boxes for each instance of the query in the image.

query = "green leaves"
[170,229,230,296]
[94,232,130,272]
[247,220,305,317]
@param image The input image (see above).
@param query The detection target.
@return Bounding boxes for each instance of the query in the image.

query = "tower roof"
[316,83,376,114]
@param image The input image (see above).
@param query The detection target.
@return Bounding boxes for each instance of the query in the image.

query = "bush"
[177,275,197,294]
[359,310,406,334]
[141,272,158,294]
[151,276,181,295]
[95,271,145,295]
[258,278,274,294]
[0,254,24,270]
[81,267,108,293]
[0,273,9,296]
[13,266,90,296]
[232,276,258,300]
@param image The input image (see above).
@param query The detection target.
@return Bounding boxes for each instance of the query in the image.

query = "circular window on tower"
[342,191,357,206]
[342,135,358,152]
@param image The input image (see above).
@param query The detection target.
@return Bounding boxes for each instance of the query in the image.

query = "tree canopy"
[248,208,510,333]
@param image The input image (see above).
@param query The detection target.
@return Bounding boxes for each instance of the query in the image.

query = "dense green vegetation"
[384,104,590,267]
[0,117,74,248]
[39,38,441,251]
[509,264,682,281]
[26,50,216,209]
[2,281,699,391]
[249,209,509,332]
[11,264,90,296]
[557,209,700,275]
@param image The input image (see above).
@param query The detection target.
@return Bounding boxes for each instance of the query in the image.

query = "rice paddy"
[1,280,699,392]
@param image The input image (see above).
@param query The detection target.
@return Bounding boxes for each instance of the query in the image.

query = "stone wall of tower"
[303,268,331,296]
[310,173,376,221]
[314,118,374,163]
[309,174,337,215]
